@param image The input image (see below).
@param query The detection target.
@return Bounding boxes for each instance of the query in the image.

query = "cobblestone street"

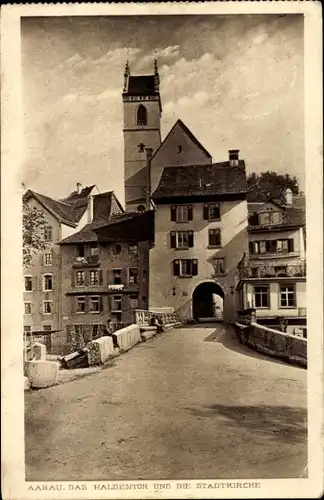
[25,325,307,481]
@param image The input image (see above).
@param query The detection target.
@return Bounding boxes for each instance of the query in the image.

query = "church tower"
[122,60,162,212]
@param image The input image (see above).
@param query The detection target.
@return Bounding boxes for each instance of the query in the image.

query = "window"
[89,270,99,286]
[89,243,98,256]
[259,211,281,226]
[130,294,138,309]
[44,225,53,242]
[177,145,182,154]
[137,104,147,126]
[24,325,31,334]
[171,205,193,223]
[137,205,146,213]
[170,230,194,249]
[76,296,86,313]
[113,244,122,255]
[208,229,221,247]
[203,203,220,220]
[43,253,52,265]
[280,285,296,308]
[129,268,138,284]
[253,286,269,308]
[249,239,294,255]
[24,302,32,315]
[137,142,145,153]
[112,295,122,311]
[113,269,122,284]
[173,259,198,277]
[129,244,138,255]
[89,296,100,313]
[43,301,53,314]
[25,276,33,291]
[76,244,85,258]
[75,271,85,287]
[43,274,53,291]
[213,258,226,275]
[43,325,52,332]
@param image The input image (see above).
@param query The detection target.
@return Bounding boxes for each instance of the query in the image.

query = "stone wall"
[234,321,307,367]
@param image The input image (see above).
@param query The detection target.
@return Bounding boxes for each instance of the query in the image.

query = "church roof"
[152,162,247,202]
[124,75,157,96]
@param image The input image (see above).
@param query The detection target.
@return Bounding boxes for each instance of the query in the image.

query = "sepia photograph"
[1,2,323,499]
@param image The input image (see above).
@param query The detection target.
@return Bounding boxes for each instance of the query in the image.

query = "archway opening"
[192,282,224,322]
[137,105,147,126]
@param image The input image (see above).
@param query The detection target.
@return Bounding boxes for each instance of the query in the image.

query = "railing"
[74,255,99,266]
[134,309,179,327]
[239,263,306,279]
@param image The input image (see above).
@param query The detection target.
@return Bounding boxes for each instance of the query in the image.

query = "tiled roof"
[124,75,157,96]
[152,162,247,201]
[60,211,154,245]
[61,185,96,203]
[23,190,90,227]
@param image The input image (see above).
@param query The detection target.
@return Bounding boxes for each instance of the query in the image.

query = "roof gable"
[151,119,212,164]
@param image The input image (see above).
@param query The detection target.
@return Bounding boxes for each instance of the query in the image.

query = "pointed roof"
[23,185,99,228]
[151,119,212,163]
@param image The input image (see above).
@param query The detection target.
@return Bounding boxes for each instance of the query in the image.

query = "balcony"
[239,263,306,280]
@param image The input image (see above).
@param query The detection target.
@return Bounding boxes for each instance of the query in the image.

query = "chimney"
[87,195,94,223]
[145,148,154,207]
[284,188,293,206]
[76,182,82,195]
[228,150,239,167]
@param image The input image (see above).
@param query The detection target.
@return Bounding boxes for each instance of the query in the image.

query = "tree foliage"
[247,171,299,202]
[23,202,47,268]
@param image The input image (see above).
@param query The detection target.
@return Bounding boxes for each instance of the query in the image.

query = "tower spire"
[154,59,160,91]
[123,60,130,92]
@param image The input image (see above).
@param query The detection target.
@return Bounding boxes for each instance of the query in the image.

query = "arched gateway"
[192,282,224,322]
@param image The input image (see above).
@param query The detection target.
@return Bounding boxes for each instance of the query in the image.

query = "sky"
[21,14,304,205]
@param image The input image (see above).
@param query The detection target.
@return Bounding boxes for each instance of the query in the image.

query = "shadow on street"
[184,403,307,444]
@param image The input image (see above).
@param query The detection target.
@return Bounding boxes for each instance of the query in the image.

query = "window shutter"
[51,274,55,290]
[265,240,271,253]
[84,296,89,313]
[121,268,127,285]
[288,239,294,252]
[217,229,221,246]
[99,270,103,285]
[39,301,43,314]
[71,271,75,287]
[107,295,112,312]
[203,204,209,220]
[192,259,198,276]
[84,271,89,286]
[107,270,112,285]
[188,231,194,248]
[173,260,180,276]
[32,277,37,291]
[249,242,254,254]
[71,296,76,315]
[188,205,193,221]
[122,295,128,311]
[51,301,55,315]
[171,206,176,221]
[99,296,104,312]
[170,231,176,248]
[215,204,220,219]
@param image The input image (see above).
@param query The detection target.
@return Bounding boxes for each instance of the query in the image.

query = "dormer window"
[259,211,281,225]
[137,105,147,126]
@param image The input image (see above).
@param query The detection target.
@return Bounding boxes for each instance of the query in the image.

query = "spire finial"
[154,59,160,90]
[123,60,130,92]
[124,60,130,77]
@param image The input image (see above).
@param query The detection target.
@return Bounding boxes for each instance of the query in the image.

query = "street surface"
[25,324,307,481]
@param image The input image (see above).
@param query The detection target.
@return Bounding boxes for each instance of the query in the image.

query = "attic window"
[137,142,145,153]
[177,145,182,154]
[137,105,147,126]
[259,211,281,225]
